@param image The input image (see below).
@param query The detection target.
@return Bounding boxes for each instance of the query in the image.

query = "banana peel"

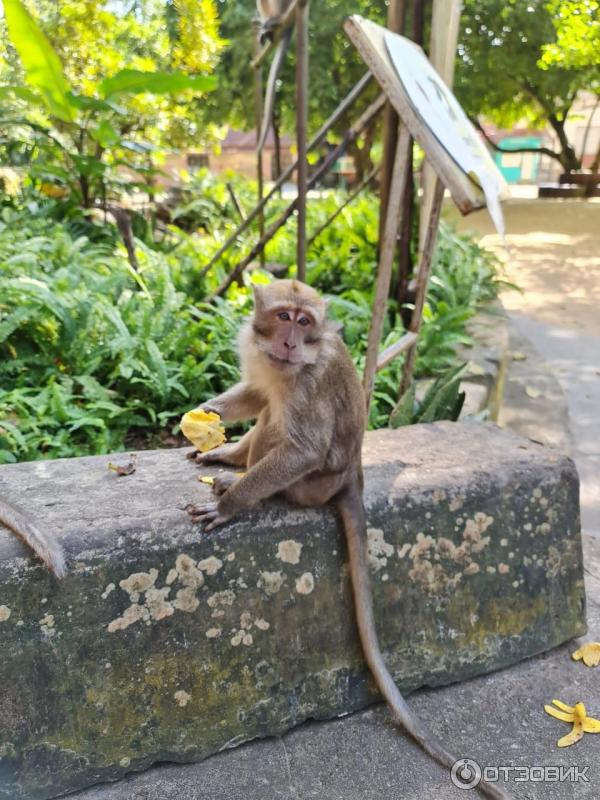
[180,409,226,452]
[572,642,600,667]
[544,699,600,747]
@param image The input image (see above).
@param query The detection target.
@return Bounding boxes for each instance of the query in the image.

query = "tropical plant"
[0,0,219,209]
[389,363,467,427]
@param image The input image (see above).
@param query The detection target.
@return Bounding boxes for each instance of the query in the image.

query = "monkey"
[0,496,66,577]
[255,0,294,156]
[186,280,509,800]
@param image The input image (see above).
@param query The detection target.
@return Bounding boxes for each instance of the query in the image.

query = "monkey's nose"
[284,341,297,350]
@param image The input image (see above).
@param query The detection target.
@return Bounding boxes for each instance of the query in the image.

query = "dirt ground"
[449,197,600,537]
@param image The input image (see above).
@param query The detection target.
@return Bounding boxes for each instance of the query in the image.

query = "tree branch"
[471,116,563,163]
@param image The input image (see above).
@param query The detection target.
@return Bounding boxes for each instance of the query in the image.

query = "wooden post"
[399,178,445,397]
[253,22,266,267]
[418,0,462,256]
[363,125,412,410]
[378,0,406,243]
[295,0,309,282]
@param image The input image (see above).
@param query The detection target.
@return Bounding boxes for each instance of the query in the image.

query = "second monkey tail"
[0,497,67,578]
[335,483,510,800]
[257,26,293,156]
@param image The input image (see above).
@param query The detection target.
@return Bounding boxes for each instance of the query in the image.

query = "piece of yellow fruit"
[545,699,600,747]
[199,476,215,485]
[558,702,586,747]
[180,408,226,452]
[572,642,600,667]
[550,699,575,713]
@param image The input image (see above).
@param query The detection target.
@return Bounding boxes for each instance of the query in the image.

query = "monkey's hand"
[212,473,240,497]
[186,502,232,532]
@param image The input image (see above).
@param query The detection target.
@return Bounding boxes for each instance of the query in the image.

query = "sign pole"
[399,178,445,397]
[363,124,412,410]
[295,0,309,282]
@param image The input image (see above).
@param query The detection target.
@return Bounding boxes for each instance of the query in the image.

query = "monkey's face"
[253,306,321,369]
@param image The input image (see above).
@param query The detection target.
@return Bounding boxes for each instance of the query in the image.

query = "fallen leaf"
[107,455,137,476]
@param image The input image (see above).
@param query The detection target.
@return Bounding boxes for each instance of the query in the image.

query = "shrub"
[0,181,502,462]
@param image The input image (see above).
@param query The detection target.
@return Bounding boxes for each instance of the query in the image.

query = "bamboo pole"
[376,331,418,371]
[378,0,406,243]
[226,182,246,223]
[253,22,266,267]
[362,124,412,409]
[399,178,445,396]
[199,73,372,278]
[295,0,309,282]
[211,95,386,299]
[418,0,462,256]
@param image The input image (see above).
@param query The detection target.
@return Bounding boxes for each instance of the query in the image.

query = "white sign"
[383,30,507,237]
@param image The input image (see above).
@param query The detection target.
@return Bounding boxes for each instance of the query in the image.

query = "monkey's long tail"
[257,27,293,155]
[0,497,67,578]
[336,484,510,800]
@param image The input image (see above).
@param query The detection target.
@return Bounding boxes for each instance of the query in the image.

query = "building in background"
[481,92,600,186]
[162,129,293,186]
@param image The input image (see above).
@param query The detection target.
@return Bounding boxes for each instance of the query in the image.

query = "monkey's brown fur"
[187,280,509,800]
[0,497,66,577]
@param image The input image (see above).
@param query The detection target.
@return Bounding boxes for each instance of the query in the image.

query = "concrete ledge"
[0,423,586,800]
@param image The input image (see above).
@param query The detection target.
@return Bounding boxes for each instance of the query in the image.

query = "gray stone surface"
[65,555,600,800]
[0,424,586,800]
[498,326,572,455]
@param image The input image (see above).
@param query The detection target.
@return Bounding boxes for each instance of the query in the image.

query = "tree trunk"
[591,141,600,173]
[548,113,581,173]
[273,109,282,189]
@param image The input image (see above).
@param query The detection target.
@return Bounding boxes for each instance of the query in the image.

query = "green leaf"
[0,85,43,105]
[91,120,120,148]
[71,154,107,177]
[99,69,217,99]
[3,0,76,123]
[66,93,125,114]
[389,383,416,428]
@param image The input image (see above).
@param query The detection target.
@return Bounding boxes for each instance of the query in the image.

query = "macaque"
[0,497,66,577]
[255,0,294,155]
[187,280,508,800]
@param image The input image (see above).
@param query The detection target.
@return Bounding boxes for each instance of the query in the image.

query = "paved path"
[455,198,600,537]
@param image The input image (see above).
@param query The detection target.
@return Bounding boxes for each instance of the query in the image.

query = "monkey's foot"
[185,502,232,531]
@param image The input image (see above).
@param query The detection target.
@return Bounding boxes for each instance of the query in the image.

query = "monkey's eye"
[298,316,310,326]
[277,311,291,321]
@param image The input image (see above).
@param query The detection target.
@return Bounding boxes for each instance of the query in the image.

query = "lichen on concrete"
[0,423,586,800]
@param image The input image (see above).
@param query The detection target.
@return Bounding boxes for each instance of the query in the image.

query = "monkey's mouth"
[267,353,297,367]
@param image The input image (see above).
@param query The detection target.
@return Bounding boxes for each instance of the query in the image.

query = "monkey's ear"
[252,285,265,309]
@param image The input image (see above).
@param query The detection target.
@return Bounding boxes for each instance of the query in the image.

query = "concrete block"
[0,423,585,799]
